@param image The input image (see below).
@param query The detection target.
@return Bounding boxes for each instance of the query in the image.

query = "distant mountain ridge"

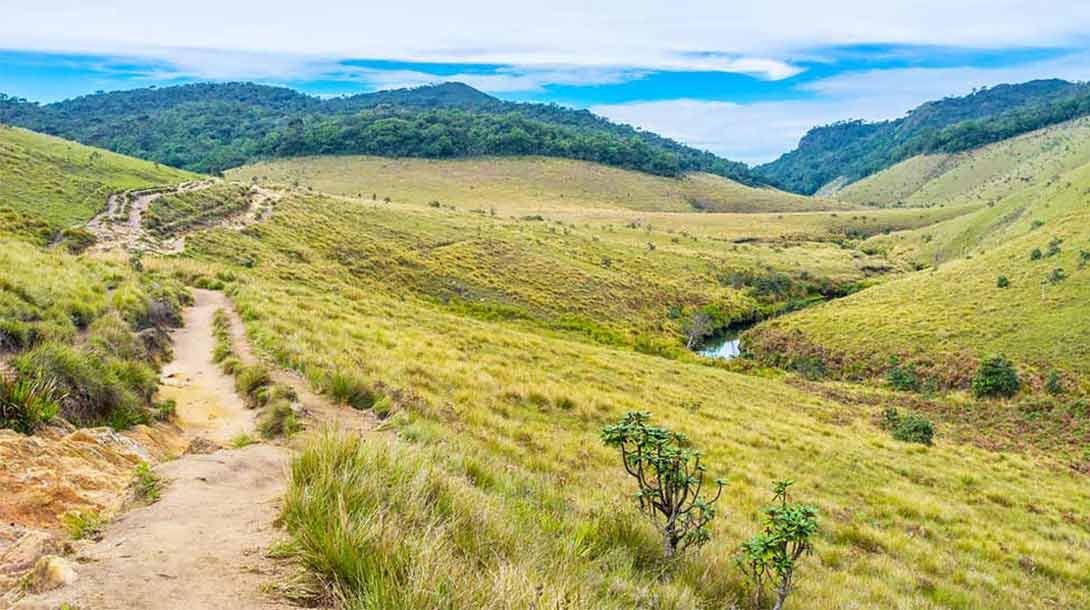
[757,79,1090,194]
[0,82,762,184]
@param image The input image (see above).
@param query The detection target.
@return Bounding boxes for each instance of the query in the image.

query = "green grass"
[132,462,164,503]
[144,183,252,236]
[62,510,103,541]
[228,155,851,214]
[145,178,1090,608]
[0,125,196,226]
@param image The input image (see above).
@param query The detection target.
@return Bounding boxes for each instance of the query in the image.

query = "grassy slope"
[148,189,1090,609]
[166,191,878,354]
[837,116,1090,210]
[228,155,850,214]
[748,118,1090,386]
[0,125,197,226]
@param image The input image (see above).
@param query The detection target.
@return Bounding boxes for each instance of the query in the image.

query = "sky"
[3,1,1090,164]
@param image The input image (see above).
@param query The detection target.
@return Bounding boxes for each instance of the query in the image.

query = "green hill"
[0,82,761,183]
[758,79,1090,194]
[0,124,196,227]
[229,155,847,214]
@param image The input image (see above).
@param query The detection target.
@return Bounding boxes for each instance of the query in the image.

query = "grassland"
[0,124,196,226]
[836,117,1090,210]
[145,183,252,236]
[228,155,851,214]
[149,188,1090,609]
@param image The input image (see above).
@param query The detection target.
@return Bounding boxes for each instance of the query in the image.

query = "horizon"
[4,2,1090,162]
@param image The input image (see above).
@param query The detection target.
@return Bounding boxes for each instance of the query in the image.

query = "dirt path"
[14,291,301,610]
[159,290,255,444]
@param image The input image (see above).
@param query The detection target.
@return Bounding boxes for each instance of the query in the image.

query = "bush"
[1046,371,1065,395]
[996,275,1010,288]
[601,411,725,559]
[886,357,920,392]
[1029,247,1043,261]
[892,414,935,445]
[62,510,103,540]
[738,480,818,610]
[132,462,164,503]
[972,354,1020,399]
[1047,268,1067,284]
[0,377,63,434]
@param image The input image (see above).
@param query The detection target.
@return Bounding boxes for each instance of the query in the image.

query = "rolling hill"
[758,79,1090,194]
[229,155,848,214]
[0,124,196,226]
[0,82,761,184]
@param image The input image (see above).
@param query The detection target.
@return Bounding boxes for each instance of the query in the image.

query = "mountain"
[0,82,762,184]
[757,79,1090,194]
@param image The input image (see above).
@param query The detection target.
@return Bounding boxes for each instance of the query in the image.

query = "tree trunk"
[771,577,790,610]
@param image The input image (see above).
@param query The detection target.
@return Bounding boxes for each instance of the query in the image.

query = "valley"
[1,77,1089,610]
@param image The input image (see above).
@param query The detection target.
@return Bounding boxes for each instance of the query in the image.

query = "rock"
[185,436,222,455]
[0,529,58,576]
[27,555,77,593]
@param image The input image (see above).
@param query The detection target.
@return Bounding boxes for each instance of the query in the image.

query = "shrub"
[152,399,176,421]
[132,462,164,503]
[738,480,818,610]
[62,510,103,540]
[1046,371,1065,395]
[1045,237,1062,257]
[1029,248,1042,261]
[886,357,920,392]
[996,275,1010,288]
[0,377,63,434]
[601,411,725,559]
[972,354,1020,399]
[1047,268,1067,284]
[892,414,935,446]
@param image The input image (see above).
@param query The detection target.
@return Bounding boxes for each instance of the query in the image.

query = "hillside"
[745,117,1090,413]
[758,79,1090,194]
[0,125,196,226]
[229,155,848,214]
[0,82,760,183]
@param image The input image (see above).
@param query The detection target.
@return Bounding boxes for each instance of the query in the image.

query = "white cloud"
[594,51,1090,164]
[5,1,1090,80]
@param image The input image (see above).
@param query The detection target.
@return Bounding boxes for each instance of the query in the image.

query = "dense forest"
[0,82,760,184]
[758,79,1090,193]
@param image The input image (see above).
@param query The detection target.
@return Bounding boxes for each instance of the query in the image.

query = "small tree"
[739,480,818,610]
[601,412,725,559]
[682,311,714,349]
[972,354,1020,398]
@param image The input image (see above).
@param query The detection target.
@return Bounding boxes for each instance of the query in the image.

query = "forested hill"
[0,82,761,184]
[757,79,1090,194]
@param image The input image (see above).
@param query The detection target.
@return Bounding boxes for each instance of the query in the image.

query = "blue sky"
[3,1,1090,163]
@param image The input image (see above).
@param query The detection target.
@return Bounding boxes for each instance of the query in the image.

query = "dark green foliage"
[1047,268,1067,284]
[1030,248,1043,261]
[58,226,97,254]
[1045,237,1063,258]
[0,376,63,433]
[892,415,935,446]
[235,365,272,405]
[758,79,1090,193]
[601,411,725,559]
[0,82,761,184]
[879,407,935,445]
[972,354,1021,398]
[996,275,1010,288]
[1046,371,1065,396]
[886,357,920,392]
[738,480,818,610]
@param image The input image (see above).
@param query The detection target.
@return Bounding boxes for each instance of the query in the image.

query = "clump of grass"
[0,376,63,434]
[132,462,164,503]
[231,432,258,448]
[235,365,272,406]
[325,371,376,409]
[62,510,103,541]
[258,400,302,438]
[880,407,935,446]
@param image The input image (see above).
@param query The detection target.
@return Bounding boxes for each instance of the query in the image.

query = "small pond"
[696,330,743,360]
